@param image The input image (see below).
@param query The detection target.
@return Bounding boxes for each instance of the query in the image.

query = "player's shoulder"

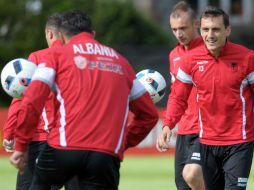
[227,41,252,53]
[170,44,182,55]
[169,45,184,62]
[97,42,131,66]
[28,47,51,64]
[182,44,207,63]
[189,42,206,53]
[29,47,49,57]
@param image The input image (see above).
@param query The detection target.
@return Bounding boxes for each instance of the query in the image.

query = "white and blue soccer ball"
[136,69,166,103]
[1,58,37,98]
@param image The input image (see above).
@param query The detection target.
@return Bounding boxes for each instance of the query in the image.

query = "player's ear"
[49,30,54,40]
[226,25,231,37]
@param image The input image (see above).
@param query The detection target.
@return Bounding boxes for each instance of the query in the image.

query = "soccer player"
[9,9,158,190]
[156,1,204,190]
[157,6,254,190]
[3,13,79,190]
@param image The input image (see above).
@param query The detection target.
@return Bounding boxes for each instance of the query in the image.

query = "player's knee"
[182,164,202,185]
[183,171,196,185]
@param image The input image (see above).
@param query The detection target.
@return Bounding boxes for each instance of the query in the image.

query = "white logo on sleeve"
[173,57,181,67]
[173,57,181,62]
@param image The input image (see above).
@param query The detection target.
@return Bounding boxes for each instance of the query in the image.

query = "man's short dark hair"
[170,1,196,21]
[60,10,92,37]
[46,13,62,30]
[201,6,230,28]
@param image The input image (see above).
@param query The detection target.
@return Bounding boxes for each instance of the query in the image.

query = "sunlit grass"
[1,155,254,190]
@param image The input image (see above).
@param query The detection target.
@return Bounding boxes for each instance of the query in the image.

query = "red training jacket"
[164,41,254,145]
[14,32,158,160]
[3,40,61,142]
[165,37,203,134]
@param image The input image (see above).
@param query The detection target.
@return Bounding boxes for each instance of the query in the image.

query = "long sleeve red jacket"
[165,37,203,135]
[3,40,61,142]
[14,32,158,160]
[164,41,254,145]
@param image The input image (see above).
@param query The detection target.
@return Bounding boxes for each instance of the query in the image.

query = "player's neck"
[184,34,200,50]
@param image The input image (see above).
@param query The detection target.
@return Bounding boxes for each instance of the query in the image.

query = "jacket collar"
[51,39,62,47]
[202,39,230,57]
[69,32,94,44]
[177,36,203,51]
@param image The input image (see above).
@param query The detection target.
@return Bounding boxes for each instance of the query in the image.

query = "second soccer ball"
[136,69,166,103]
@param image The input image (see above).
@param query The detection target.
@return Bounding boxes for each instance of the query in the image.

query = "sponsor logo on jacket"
[196,60,208,65]
[74,55,123,74]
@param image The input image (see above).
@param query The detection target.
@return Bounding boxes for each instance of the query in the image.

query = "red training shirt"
[165,37,203,134]
[165,41,254,145]
[14,32,158,160]
[3,40,61,142]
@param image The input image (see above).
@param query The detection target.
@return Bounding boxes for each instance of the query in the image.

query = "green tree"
[0,0,168,106]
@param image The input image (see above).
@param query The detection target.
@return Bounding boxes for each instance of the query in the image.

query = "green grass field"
[1,155,254,190]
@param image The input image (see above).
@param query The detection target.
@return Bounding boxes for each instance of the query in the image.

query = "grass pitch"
[0,155,254,190]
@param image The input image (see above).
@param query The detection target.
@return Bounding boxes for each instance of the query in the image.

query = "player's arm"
[164,51,194,129]
[3,99,21,140]
[14,80,51,152]
[28,52,38,63]
[10,50,57,173]
[163,71,193,129]
[124,78,159,150]
[14,50,56,152]
[157,67,193,151]
[6,51,38,142]
[2,98,22,152]
[3,53,39,153]
[247,52,254,93]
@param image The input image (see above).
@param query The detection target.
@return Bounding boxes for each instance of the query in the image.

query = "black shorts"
[16,141,79,190]
[29,143,120,190]
[201,142,254,190]
[27,141,47,172]
[16,141,46,190]
[175,133,201,190]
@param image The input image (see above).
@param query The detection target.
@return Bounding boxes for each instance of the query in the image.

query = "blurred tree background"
[0,0,171,107]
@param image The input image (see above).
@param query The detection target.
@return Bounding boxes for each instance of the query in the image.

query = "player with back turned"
[157,6,254,190]
[3,13,79,190]
[9,9,158,190]
[156,1,204,190]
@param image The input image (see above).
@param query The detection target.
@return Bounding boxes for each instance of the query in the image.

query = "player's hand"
[156,126,172,152]
[2,139,14,152]
[10,150,27,175]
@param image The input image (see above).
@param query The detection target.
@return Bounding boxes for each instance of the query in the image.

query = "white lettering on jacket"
[73,43,119,59]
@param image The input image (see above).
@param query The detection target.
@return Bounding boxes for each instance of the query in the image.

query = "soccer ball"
[136,69,166,103]
[1,58,37,98]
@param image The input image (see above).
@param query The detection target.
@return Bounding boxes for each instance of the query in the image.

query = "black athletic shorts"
[29,143,120,190]
[16,141,79,190]
[16,141,46,190]
[200,141,254,190]
[174,133,201,190]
